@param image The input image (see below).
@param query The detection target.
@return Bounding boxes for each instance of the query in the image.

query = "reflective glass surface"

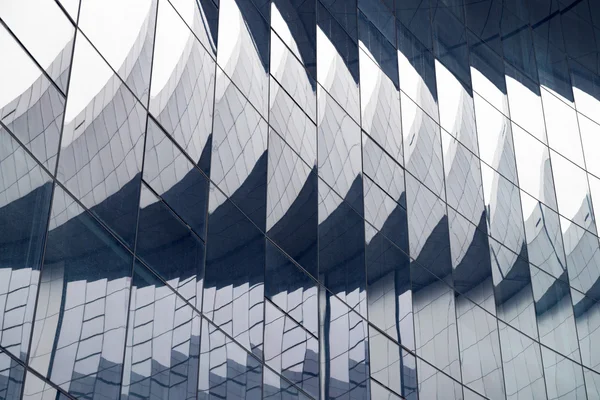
[4,0,600,397]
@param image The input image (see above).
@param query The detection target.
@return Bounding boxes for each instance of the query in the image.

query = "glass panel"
[397,24,438,121]
[271,0,317,79]
[197,318,263,399]
[365,223,412,349]
[264,301,319,397]
[405,173,452,282]
[480,161,526,256]
[468,34,507,116]
[169,0,219,56]
[0,0,75,92]
[501,9,537,84]
[572,289,600,371]
[0,350,24,399]
[448,208,496,315]
[578,113,600,178]
[370,378,403,400]
[143,118,209,240]
[363,176,408,250]
[505,66,547,143]
[121,261,201,400]
[56,34,146,248]
[316,1,360,122]
[530,265,580,361]
[401,93,445,198]
[368,326,417,398]
[533,35,573,106]
[368,326,401,394]
[489,235,539,340]
[22,370,71,400]
[210,73,268,230]
[473,93,518,184]
[435,61,478,154]
[362,132,405,207]
[431,3,471,88]
[0,127,53,361]
[318,179,366,315]
[317,87,363,212]
[416,358,463,400]
[149,0,216,173]
[584,367,600,399]
[456,297,505,398]
[265,241,318,337]
[396,0,433,55]
[542,88,585,168]
[498,320,547,400]
[441,128,485,228]
[358,26,402,162]
[521,189,568,282]
[411,262,461,381]
[270,32,317,123]
[570,60,600,126]
[319,0,357,42]
[542,345,587,399]
[551,150,592,229]
[268,77,317,166]
[320,291,370,399]
[266,129,318,278]
[263,367,313,400]
[0,25,66,171]
[562,214,600,297]
[78,0,157,105]
[28,185,132,399]
[357,0,395,47]
[136,184,205,306]
[216,0,270,117]
[204,185,264,357]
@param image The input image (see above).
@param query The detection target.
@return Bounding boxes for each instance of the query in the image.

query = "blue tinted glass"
[210,74,268,230]
[396,0,433,52]
[319,0,358,42]
[264,301,319,397]
[318,180,366,313]
[148,4,216,174]
[56,35,146,249]
[272,0,317,78]
[198,317,263,399]
[122,260,201,399]
[366,224,413,348]
[143,118,209,240]
[265,240,319,336]
[263,367,313,399]
[321,292,370,399]
[0,128,53,360]
[317,1,360,84]
[135,184,205,303]
[358,0,395,46]
[28,185,132,399]
[431,3,471,88]
[358,11,398,88]
[0,350,24,399]
[267,130,318,278]
[204,186,264,356]
[501,8,538,84]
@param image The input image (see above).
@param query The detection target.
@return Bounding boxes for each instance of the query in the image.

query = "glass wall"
[2,0,600,398]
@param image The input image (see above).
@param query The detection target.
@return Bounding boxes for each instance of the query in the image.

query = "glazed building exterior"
[1,0,600,399]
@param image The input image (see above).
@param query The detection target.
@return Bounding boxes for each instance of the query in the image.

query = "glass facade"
[2,0,600,399]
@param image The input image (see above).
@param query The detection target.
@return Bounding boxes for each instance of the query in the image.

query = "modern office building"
[1,0,600,398]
